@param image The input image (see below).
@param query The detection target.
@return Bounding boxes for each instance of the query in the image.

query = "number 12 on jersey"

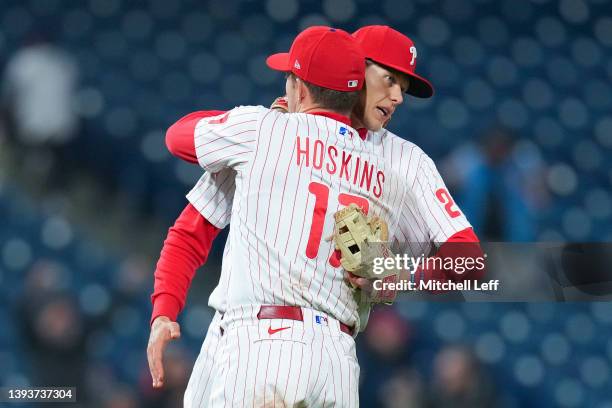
[305,181,369,267]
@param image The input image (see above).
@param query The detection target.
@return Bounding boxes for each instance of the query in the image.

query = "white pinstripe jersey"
[187,106,471,328]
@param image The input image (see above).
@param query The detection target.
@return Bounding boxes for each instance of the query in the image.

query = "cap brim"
[405,71,434,98]
[266,53,291,72]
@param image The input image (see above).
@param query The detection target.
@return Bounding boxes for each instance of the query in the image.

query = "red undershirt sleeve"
[165,110,226,164]
[150,203,222,324]
[413,227,486,285]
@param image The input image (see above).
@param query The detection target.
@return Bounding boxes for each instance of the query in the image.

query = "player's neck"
[350,114,366,130]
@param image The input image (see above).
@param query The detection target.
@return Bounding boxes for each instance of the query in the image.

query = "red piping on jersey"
[357,128,368,140]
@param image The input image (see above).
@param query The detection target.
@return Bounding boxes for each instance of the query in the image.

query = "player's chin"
[365,117,384,132]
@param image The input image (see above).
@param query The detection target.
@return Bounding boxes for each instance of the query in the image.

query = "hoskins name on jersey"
[295,136,386,197]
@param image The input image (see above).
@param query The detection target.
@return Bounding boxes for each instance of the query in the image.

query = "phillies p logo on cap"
[347,80,358,88]
[409,46,417,66]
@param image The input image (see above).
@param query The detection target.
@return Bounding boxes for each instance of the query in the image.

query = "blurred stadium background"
[0,0,611,406]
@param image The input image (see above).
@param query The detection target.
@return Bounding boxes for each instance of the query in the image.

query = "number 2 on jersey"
[435,188,461,218]
[305,181,369,266]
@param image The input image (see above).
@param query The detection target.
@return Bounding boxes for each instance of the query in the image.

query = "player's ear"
[296,77,308,102]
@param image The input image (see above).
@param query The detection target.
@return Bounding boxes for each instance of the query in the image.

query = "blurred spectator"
[358,308,415,407]
[442,126,549,241]
[380,369,427,408]
[18,293,88,398]
[22,259,68,294]
[115,255,153,298]
[1,33,78,145]
[429,345,497,408]
[17,260,90,403]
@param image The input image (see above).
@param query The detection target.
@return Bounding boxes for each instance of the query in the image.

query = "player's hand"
[147,316,181,389]
[270,95,289,112]
[346,271,398,304]
[345,271,372,293]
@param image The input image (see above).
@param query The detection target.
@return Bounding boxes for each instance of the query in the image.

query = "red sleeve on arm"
[150,203,222,324]
[165,110,226,164]
[413,227,486,285]
[445,227,479,243]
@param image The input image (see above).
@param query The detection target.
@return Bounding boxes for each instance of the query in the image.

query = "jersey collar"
[356,128,368,140]
[310,111,352,127]
[309,111,368,141]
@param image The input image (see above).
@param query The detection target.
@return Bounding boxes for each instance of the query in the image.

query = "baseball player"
[152,26,369,406]
[195,26,370,407]
[148,25,484,406]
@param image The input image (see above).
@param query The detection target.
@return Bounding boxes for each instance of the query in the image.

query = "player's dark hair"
[289,73,359,115]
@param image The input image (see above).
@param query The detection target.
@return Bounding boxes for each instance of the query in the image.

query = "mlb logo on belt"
[315,315,328,326]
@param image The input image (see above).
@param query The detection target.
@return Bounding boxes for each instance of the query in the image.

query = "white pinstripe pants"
[184,311,224,407]
[189,306,360,407]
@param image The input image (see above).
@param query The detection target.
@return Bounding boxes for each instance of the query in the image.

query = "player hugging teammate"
[147,25,484,407]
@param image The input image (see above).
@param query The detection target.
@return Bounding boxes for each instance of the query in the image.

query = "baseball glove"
[332,204,400,304]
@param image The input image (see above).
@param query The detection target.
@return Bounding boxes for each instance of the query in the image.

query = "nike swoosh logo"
[268,326,291,335]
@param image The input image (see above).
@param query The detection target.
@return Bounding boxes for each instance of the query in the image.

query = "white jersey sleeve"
[193,105,265,173]
[406,153,472,244]
[186,170,235,229]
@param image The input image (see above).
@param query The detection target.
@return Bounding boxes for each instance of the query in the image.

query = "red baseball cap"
[266,26,365,92]
[353,25,434,98]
